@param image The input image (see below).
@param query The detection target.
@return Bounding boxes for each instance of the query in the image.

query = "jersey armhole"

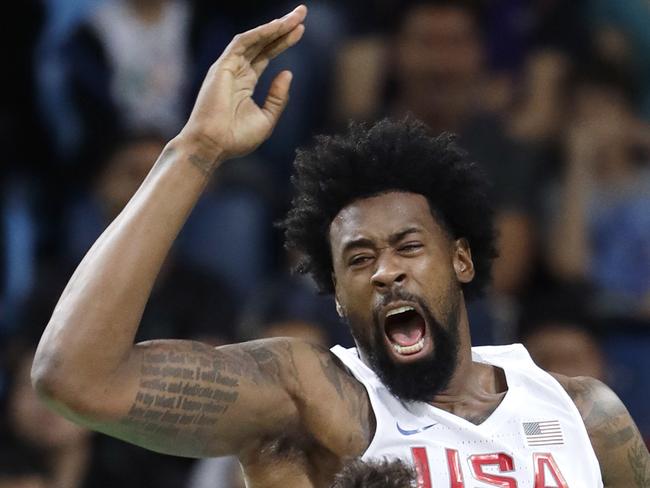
[330,346,384,459]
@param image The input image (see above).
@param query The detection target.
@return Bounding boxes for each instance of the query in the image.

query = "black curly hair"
[281,116,497,300]
[330,458,416,488]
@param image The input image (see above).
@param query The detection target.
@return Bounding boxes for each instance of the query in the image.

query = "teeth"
[392,338,425,355]
[386,306,415,317]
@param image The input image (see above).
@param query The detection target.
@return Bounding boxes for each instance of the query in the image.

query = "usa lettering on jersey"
[411,446,568,487]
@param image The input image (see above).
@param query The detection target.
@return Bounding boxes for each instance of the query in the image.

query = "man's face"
[395,4,483,127]
[329,192,474,401]
[397,5,482,82]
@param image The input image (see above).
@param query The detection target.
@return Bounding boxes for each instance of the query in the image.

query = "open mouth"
[383,304,429,358]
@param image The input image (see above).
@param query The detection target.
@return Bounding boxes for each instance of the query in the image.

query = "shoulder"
[551,374,632,450]
[551,373,625,428]
[551,373,650,487]
[236,338,358,387]
[283,340,368,407]
[240,338,373,454]
[287,340,374,456]
[228,337,346,390]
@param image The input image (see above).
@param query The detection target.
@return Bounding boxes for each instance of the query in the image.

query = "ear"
[335,299,345,318]
[453,238,475,284]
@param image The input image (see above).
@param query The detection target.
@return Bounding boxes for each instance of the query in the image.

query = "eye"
[398,242,423,253]
[349,255,373,267]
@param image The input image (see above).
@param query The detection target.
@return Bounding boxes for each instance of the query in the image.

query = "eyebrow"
[340,227,422,256]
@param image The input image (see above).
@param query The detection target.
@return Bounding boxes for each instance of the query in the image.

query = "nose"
[371,253,407,291]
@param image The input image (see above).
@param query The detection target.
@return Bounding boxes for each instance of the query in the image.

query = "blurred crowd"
[1,0,650,486]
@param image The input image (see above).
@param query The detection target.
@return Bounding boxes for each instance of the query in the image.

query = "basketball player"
[32,6,649,487]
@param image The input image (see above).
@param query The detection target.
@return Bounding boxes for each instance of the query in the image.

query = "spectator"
[64,130,276,302]
[587,0,650,120]
[519,288,606,381]
[63,133,239,343]
[66,0,192,141]
[524,322,605,380]
[62,0,235,184]
[544,62,650,318]
[519,298,608,382]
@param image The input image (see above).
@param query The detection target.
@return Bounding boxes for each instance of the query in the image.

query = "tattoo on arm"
[629,436,650,487]
[316,351,345,399]
[188,154,217,176]
[114,339,301,456]
[149,143,217,177]
[121,342,241,446]
[563,376,650,487]
[243,342,287,384]
[307,344,374,446]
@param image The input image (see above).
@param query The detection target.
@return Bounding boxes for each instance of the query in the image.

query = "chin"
[374,346,456,402]
[363,297,460,403]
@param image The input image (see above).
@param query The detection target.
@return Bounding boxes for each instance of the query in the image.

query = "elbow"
[31,345,84,413]
[31,349,67,403]
[31,320,84,410]
[31,343,127,423]
[31,321,128,422]
[31,354,99,420]
[31,320,66,397]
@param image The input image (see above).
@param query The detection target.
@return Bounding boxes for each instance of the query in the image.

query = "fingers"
[228,5,307,59]
[251,23,305,78]
[261,70,293,127]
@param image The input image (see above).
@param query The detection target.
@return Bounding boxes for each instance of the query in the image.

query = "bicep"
[595,410,650,487]
[88,338,301,458]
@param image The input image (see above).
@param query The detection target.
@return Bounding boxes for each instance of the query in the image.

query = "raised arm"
[557,374,650,487]
[32,6,308,458]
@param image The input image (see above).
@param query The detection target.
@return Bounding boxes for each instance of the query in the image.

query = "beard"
[352,290,460,403]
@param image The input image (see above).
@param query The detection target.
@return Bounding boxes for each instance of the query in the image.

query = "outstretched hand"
[179,5,307,165]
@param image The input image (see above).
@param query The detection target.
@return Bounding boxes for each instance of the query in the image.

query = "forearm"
[31,3,308,452]
[32,135,223,402]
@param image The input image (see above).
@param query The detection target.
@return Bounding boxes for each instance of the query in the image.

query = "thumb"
[262,70,292,127]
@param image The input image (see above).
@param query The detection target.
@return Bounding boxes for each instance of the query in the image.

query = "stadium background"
[1,0,649,486]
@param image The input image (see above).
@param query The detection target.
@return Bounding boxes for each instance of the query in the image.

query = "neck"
[426,303,508,424]
[431,301,478,400]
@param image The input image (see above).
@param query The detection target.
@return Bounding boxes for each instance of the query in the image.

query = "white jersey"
[331,343,603,487]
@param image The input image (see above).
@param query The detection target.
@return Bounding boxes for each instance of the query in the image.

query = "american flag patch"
[522,420,564,446]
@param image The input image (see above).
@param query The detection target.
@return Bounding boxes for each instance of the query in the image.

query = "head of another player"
[330,458,417,488]
[282,117,497,402]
